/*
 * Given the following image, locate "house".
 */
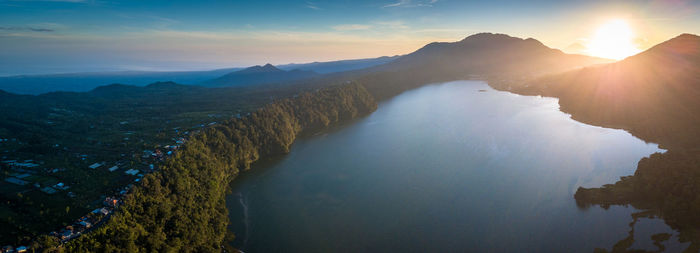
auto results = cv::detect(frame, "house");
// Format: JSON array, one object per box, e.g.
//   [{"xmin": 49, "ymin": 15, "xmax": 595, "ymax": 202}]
[
  {"xmin": 108, "ymin": 166, "xmax": 119, "ymax": 172},
  {"xmin": 79, "ymin": 221, "xmax": 92, "ymax": 228},
  {"xmin": 104, "ymin": 197, "xmax": 118, "ymax": 207},
  {"xmin": 99, "ymin": 207, "xmax": 109, "ymax": 215},
  {"xmin": 92, "ymin": 208, "xmax": 105, "ymax": 214},
  {"xmin": 125, "ymin": 169, "xmax": 139, "ymax": 176},
  {"xmin": 53, "ymin": 182, "xmax": 70, "ymax": 190},
  {"xmin": 88, "ymin": 163, "xmax": 102, "ymax": 169},
  {"xmin": 40, "ymin": 187, "xmax": 57, "ymax": 194},
  {"xmin": 11, "ymin": 162, "xmax": 39, "ymax": 168},
  {"xmin": 15, "ymin": 173, "xmax": 31, "ymax": 179},
  {"xmin": 4, "ymin": 177, "xmax": 28, "ymax": 186},
  {"xmin": 60, "ymin": 230, "xmax": 73, "ymax": 240},
  {"xmin": 1, "ymin": 246, "xmax": 14, "ymax": 253}
]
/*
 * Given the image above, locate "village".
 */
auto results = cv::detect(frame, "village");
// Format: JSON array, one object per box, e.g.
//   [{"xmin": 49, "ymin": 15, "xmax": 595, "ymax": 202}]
[{"xmin": 0, "ymin": 130, "xmax": 193, "ymax": 252}]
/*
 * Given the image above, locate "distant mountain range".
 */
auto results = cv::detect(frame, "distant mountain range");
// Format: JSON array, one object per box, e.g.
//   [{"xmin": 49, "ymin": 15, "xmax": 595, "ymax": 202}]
[
  {"xmin": 278, "ymin": 55, "xmax": 400, "ymax": 74},
  {"xmin": 0, "ymin": 56, "xmax": 398, "ymax": 95},
  {"xmin": 0, "ymin": 68, "xmax": 242, "ymax": 95},
  {"xmin": 201, "ymin": 64, "xmax": 319, "ymax": 87},
  {"xmin": 563, "ymin": 42, "xmax": 587, "ymax": 55}
]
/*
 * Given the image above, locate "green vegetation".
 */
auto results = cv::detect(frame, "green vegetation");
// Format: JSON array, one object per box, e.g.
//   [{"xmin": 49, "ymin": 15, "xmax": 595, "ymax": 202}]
[
  {"xmin": 0, "ymin": 80, "xmax": 330, "ymax": 245},
  {"xmin": 576, "ymin": 151, "xmax": 700, "ymax": 253},
  {"xmin": 3, "ymin": 32, "xmax": 697, "ymax": 252},
  {"xmin": 28, "ymin": 82, "xmax": 377, "ymax": 252}
]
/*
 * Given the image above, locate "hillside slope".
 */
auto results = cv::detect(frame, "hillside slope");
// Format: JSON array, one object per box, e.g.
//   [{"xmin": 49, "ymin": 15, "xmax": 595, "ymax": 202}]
[
  {"xmin": 518, "ymin": 33, "xmax": 700, "ymax": 149},
  {"xmin": 538, "ymin": 34, "xmax": 700, "ymax": 252},
  {"xmin": 357, "ymin": 33, "xmax": 611, "ymax": 99}
]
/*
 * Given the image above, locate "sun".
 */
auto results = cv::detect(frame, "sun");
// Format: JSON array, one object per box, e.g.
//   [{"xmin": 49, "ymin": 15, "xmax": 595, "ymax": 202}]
[{"xmin": 586, "ymin": 19, "xmax": 642, "ymax": 60}]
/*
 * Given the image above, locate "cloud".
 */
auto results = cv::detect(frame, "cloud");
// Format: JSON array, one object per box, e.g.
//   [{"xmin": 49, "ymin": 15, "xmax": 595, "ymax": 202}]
[
  {"xmin": 0, "ymin": 26, "xmax": 55, "ymax": 32},
  {"xmin": 306, "ymin": 1, "xmax": 320, "ymax": 10},
  {"xmin": 332, "ymin": 24, "xmax": 372, "ymax": 31},
  {"xmin": 8, "ymin": 0, "xmax": 87, "ymax": 2},
  {"xmin": 29, "ymin": 28, "xmax": 54, "ymax": 32},
  {"xmin": 374, "ymin": 20, "xmax": 409, "ymax": 30},
  {"xmin": 331, "ymin": 20, "xmax": 410, "ymax": 32},
  {"xmin": 383, "ymin": 0, "xmax": 408, "ymax": 8},
  {"xmin": 383, "ymin": 0, "xmax": 437, "ymax": 8},
  {"xmin": 6, "ymin": 0, "xmax": 89, "ymax": 3}
]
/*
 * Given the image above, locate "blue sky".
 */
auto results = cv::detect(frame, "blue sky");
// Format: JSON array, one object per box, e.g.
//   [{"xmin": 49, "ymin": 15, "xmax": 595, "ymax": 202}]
[{"xmin": 1, "ymin": 0, "xmax": 698, "ymax": 75}]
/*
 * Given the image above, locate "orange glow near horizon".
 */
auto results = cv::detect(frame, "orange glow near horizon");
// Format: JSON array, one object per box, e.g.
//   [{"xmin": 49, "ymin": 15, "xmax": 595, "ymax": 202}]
[{"xmin": 586, "ymin": 19, "xmax": 643, "ymax": 60}]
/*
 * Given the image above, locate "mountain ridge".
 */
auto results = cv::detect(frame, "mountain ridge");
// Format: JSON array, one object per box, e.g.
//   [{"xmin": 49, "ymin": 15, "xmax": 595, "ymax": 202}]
[
  {"xmin": 514, "ymin": 33, "xmax": 700, "ymax": 149},
  {"xmin": 356, "ymin": 32, "xmax": 612, "ymax": 99},
  {"xmin": 202, "ymin": 64, "xmax": 319, "ymax": 87}
]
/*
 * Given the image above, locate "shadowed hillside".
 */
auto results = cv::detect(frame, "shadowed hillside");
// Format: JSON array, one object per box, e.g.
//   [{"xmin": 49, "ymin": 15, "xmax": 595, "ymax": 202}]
[
  {"xmin": 517, "ymin": 33, "xmax": 700, "ymax": 149},
  {"xmin": 383, "ymin": 33, "xmax": 609, "ymax": 76},
  {"xmin": 356, "ymin": 33, "xmax": 611, "ymax": 100},
  {"xmin": 517, "ymin": 34, "xmax": 700, "ymax": 252}
]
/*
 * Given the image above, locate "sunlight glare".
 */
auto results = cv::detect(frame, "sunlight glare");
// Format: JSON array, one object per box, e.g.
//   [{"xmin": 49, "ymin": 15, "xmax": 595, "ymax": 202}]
[{"xmin": 586, "ymin": 19, "xmax": 642, "ymax": 60}]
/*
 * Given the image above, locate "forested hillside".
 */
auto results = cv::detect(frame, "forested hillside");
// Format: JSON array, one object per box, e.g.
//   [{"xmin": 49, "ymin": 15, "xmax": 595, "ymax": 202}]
[
  {"xmin": 511, "ymin": 34, "xmax": 700, "ymax": 252},
  {"xmin": 34, "ymin": 82, "xmax": 377, "ymax": 252},
  {"xmin": 514, "ymin": 33, "xmax": 700, "ymax": 149}
]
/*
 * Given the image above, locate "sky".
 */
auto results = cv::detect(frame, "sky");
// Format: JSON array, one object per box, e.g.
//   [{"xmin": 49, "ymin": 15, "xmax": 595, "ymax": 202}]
[{"xmin": 0, "ymin": 0, "xmax": 699, "ymax": 76}]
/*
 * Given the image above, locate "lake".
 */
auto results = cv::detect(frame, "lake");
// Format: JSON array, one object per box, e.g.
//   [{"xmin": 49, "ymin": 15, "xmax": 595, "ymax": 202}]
[{"xmin": 227, "ymin": 80, "xmax": 681, "ymax": 252}]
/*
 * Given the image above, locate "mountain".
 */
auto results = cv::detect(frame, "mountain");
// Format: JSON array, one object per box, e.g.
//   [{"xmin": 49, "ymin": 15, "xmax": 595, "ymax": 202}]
[
  {"xmin": 0, "ymin": 55, "xmax": 398, "ymax": 95},
  {"xmin": 278, "ymin": 55, "xmax": 400, "ymax": 74},
  {"xmin": 518, "ymin": 33, "xmax": 700, "ymax": 148},
  {"xmin": 567, "ymin": 34, "xmax": 700, "ymax": 251},
  {"xmin": 355, "ymin": 33, "xmax": 612, "ymax": 99},
  {"xmin": 380, "ymin": 33, "xmax": 610, "ymax": 76},
  {"xmin": 563, "ymin": 42, "xmax": 587, "ymax": 55},
  {"xmin": 202, "ymin": 64, "xmax": 319, "ymax": 87},
  {"xmin": 0, "ymin": 68, "xmax": 243, "ymax": 95}
]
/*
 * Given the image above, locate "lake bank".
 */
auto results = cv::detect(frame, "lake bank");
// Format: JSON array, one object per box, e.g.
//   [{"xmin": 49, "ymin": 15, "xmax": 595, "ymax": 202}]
[{"xmin": 226, "ymin": 80, "xmax": 681, "ymax": 252}]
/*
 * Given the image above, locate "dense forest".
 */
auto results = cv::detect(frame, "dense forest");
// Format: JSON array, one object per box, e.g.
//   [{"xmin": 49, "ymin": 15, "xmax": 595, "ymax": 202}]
[
  {"xmin": 0, "ymin": 80, "xmax": 323, "ymax": 245},
  {"xmin": 575, "ymin": 150, "xmax": 700, "ymax": 252},
  {"xmin": 29, "ymin": 82, "xmax": 376, "ymax": 252}
]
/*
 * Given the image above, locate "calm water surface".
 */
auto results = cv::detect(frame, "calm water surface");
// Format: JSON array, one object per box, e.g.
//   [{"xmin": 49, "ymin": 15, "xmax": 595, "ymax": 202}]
[{"xmin": 227, "ymin": 81, "xmax": 680, "ymax": 252}]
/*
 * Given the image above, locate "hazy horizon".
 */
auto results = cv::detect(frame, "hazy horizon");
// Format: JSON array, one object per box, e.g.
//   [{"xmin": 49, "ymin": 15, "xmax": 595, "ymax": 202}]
[{"xmin": 2, "ymin": 0, "xmax": 699, "ymax": 76}]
